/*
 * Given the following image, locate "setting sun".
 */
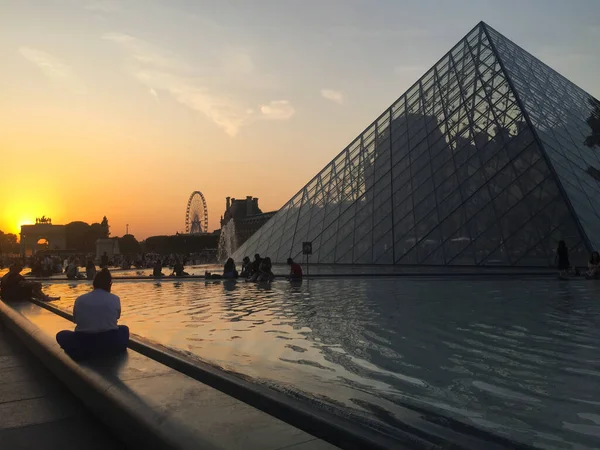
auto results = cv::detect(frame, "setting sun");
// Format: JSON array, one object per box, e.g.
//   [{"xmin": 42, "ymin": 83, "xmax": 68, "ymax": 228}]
[
  {"xmin": 0, "ymin": 191, "xmax": 65, "ymax": 237},
  {"xmin": 17, "ymin": 217, "xmax": 35, "ymax": 229}
]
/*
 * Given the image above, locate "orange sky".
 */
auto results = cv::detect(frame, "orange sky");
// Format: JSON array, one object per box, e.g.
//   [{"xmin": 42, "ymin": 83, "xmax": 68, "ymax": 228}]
[
  {"xmin": 2, "ymin": 1, "xmax": 599, "ymax": 240},
  {"xmin": 0, "ymin": 74, "xmax": 357, "ymax": 238}
]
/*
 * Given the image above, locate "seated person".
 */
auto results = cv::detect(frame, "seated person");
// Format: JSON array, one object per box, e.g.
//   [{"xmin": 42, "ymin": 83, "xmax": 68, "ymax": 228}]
[
  {"xmin": 240, "ymin": 256, "xmax": 251, "ymax": 278},
  {"xmin": 30, "ymin": 259, "xmax": 43, "ymax": 277},
  {"xmin": 42, "ymin": 256, "xmax": 53, "ymax": 277},
  {"xmin": 152, "ymin": 260, "xmax": 164, "ymax": 277},
  {"xmin": 286, "ymin": 258, "xmax": 303, "ymax": 280},
  {"xmin": 171, "ymin": 260, "xmax": 189, "ymax": 277},
  {"xmin": 85, "ymin": 260, "xmax": 97, "ymax": 280},
  {"xmin": 587, "ymin": 251, "xmax": 600, "ymax": 279},
  {"xmin": 66, "ymin": 259, "xmax": 84, "ymax": 280},
  {"xmin": 1, "ymin": 263, "xmax": 58, "ymax": 302},
  {"xmin": 223, "ymin": 258, "xmax": 238, "ymax": 279},
  {"xmin": 257, "ymin": 257, "xmax": 274, "ymax": 282},
  {"xmin": 56, "ymin": 268, "xmax": 129, "ymax": 360},
  {"xmin": 247, "ymin": 254, "xmax": 263, "ymax": 281}
]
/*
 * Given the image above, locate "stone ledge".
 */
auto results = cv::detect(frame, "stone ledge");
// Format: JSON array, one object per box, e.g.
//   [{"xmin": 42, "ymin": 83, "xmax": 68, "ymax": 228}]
[
  {"xmin": 0, "ymin": 301, "xmax": 342, "ymax": 450},
  {"xmin": 2, "ymin": 299, "xmax": 539, "ymax": 450},
  {"xmin": 28, "ymin": 300, "xmax": 417, "ymax": 450}
]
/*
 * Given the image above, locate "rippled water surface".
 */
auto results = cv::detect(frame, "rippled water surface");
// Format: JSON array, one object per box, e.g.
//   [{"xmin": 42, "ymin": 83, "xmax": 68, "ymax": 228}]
[{"xmin": 44, "ymin": 277, "xmax": 600, "ymax": 449}]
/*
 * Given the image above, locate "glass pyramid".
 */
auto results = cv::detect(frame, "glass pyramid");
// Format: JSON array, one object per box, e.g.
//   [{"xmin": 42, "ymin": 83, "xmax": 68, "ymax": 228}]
[{"xmin": 232, "ymin": 22, "xmax": 600, "ymax": 266}]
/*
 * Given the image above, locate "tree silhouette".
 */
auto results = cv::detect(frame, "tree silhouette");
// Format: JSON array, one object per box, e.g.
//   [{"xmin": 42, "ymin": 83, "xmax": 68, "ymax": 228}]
[
  {"xmin": 0, "ymin": 230, "xmax": 19, "ymax": 254},
  {"xmin": 66, "ymin": 221, "xmax": 111, "ymax": 252},
  {"xmin": 100, "ymin": 216, "xmax": 110, "ymax": 237},
  {"xmin": 118, "ymin": 234, "xmax": 141, "ymax": 255}
]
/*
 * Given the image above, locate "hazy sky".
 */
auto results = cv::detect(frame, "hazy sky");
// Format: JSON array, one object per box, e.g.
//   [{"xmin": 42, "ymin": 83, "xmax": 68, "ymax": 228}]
[{"xmin": 1, "ymin": 0, "xmax": 599, "ymax": 239}]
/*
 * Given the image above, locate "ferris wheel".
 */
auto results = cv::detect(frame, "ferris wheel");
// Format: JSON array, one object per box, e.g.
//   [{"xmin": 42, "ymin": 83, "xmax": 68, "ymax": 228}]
[{"xmin": 185, "ymin": 191, "xmax": 209, "ymax": 234}]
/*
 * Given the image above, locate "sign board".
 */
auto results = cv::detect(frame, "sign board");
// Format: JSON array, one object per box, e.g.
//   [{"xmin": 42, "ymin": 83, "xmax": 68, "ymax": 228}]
[{"xmin": 302, "ymin": 241, "xmax": 313, "ymax": 255}]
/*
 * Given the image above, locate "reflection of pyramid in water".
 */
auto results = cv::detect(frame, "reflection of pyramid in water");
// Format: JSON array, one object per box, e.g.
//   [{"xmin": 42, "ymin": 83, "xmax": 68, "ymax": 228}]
[{"xmin": 233, "ymin": 22, "xmax": 600, "ymax": 266}]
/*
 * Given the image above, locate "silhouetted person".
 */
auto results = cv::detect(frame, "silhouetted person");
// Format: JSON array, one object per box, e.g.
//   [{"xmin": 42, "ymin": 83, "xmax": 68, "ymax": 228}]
[
  {"xmin": 85, "ymin": 260, "xmax": 97, "ymax": 280},
  {"xmin": 240, "ymin": 256, "xmax": 251, "ymax": 278},
  {"xmin": 555, "ymin": 240, "xmax": 570, "ymax": 279},
  {"xmin": 171, "ymin": 260, "xmax": 188, "ymax": 277},
  {"xmin": 153, "ymin": 260, "xmax": 164, "ymax": 277},
  {"xmin": 0, "ymin": 263, "xmax": 57, "ymax": 301},
  {"xmin": 66, "ymin": 258, "xmax": 83, "ymax": 279},
  {"xmin": 287, "ymin": 258, "xmax": 303, "ymax": 281},
  {"xmin": 56, "ymin": 268, "xmax": 129, "ymax": 360},
  {"xmin": 258, "ymin": 257, "xmax": 274, "ymax": 282},
  {"xmin": 587, "ymin": 251, "xmax": 600, "ymax": 279},
  {"xmin": 101, "ymin": 252, "xmax": 109, "ymax": 268},
  {"xmin": 248, "ymin": 254, "xmax": 263, "ymax": 281},
  {"xmin": 223, "ymin": 258, "xmax": 238, "ymax": 279}
]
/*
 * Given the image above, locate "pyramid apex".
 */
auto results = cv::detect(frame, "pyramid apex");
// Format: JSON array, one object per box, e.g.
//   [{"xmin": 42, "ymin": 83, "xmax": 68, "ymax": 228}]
[{"xmin": 233, "ymin": 20, "xmax": 599, "ymax": 267}]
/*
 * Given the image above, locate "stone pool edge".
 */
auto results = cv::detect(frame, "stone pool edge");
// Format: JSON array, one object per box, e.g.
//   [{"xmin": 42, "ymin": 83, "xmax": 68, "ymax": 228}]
[
  {"xmin": 0, "ymin": 300, "xmax": 179, "ymax": 449},
  {"xmin": 24, "ymin": 298, "xmax": 421, "ymax": 450},
  {"xmin": 26, "ymin": 299, "xmax": 542, "ymax": 450}
]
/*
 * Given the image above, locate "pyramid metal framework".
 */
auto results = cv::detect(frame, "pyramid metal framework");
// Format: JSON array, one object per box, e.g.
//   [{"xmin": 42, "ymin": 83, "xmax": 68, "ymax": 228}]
[{"xmin": 232, "ymin": 22, "xmax": 600, "ymax": 266}]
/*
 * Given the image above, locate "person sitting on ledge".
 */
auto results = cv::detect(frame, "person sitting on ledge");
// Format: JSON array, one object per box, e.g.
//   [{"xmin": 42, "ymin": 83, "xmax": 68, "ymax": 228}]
[
  {"xmin": 258, "ymin": 257, "xmax": 274, "ymax": 282},
  {"xmin": 247, "ymin": 254, "xmax": 263, "ymax": 281},
  {"xmin": 85, "ymin": 260, "xmax": 97, "ymax": 280},
  {"xmin": 223, "ymin": 258, "xmax": 238, "ymax": 279},
  {"xmin": 171, "ymin": 259, "xmax": 189, "ymax": 277},
  {"xmin": 66, "ymin": 258, "xmax": 85, "ymax": 280},
  {"xmin": 286, "ymin": 258, "xmax": 303, "ymax": 281},
  {"xmin": 240, "ymin": 256, "xmax": 251, "ymax": 278},
  {"xmin": 152, "ymin": 260, "xmax": 164, "ymax": 277},
  {"xmin": 0, "ymin": 263, "xmax": 58, "ymax": 302},
  {"xmin": 587, "ymin": 251, "xmax": 600, "ymax": 279},
  {"xmin": 56, "ymin": 268, "xmax": 129, "ymax": 360}
]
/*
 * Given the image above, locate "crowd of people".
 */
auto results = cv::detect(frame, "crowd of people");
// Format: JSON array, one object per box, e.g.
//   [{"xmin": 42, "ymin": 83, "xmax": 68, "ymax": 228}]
[
  {"xmin": 2, "ymin": 240, "xmax": 599, "ymax": 364},
  {"xmin": 555, "ymin": 240, "xmax": 600, "ymax": 280},
  {"xmin": 205, "ymin": 254, "xmax": 303, "ymax": 282},
  {"xmin": 0, "ymin": 254, "xmax": 304, "ymax": 361}
]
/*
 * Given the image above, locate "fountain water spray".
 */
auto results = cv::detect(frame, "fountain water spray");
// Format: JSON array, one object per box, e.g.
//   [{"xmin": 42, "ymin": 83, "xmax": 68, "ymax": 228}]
[{"xmin": 217, "ymin": 220, "xmax": 238, "ymax": 263}]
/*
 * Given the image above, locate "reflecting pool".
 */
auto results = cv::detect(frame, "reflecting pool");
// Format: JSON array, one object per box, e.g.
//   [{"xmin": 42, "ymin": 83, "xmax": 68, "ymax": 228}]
[{"xmin": 44, "ymin": 277, "xmax": 600, "ymax": 449}]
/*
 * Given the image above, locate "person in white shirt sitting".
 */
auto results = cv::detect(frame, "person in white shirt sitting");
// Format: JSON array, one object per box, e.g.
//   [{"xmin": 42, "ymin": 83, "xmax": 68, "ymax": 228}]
[
  {"xmin": 66, "ymin": 258, "xmax": 85, "ymax": 280},
  {"xmin": 56, "ymin": 268, "xmax": 129, "ymax": 360}
]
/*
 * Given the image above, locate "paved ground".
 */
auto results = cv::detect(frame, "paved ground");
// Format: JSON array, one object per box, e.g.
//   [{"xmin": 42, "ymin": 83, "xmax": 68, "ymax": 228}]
[{"xmin": 0, "ymin": 323, "xmax": 124, "ymax": 450}]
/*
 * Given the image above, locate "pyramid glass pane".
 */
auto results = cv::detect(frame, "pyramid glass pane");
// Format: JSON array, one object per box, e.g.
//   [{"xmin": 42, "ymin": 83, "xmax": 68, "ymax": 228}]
[
  {"xmin": 233, "ymin": 23, "xmax": 594, "ymax": 266},
  {"xmin": 486, "ymin": 24, "xmax": 600, "ymax": 254}
]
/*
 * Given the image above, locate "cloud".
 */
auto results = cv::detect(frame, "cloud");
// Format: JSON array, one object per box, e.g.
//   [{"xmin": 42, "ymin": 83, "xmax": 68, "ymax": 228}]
[
  {"xmin": 18, "ymin": 47, "xmax": 87, "ymax": 94},
  {"xmin": 149, "ymin": 87, "xmax": 160, "ymax": 103},
  {"xmin": 260, "ymin": 101, "xmax": 295, "ymax": 120},
  {"xmin": 103, "ymin": 33, "xmax": 189, "ymax": 71},
  {"xmin": 320, "ymin": 89, "xmax": 344, "ymax": 104},
  {"xmin": 104, "ymin": 32, "xmax": 292, "ymax": 136}
]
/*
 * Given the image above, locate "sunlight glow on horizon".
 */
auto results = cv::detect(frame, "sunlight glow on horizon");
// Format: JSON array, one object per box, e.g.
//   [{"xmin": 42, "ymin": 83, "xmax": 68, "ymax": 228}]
[{"xmin": 1, "ymin": 1, "xmax": 598, "ymax": 240}]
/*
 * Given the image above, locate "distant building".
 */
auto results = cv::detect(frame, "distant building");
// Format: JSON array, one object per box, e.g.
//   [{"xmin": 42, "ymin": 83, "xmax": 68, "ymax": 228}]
[
  {"xmin": 96, "ymin": 238, "xmax": 120, "ymax": 262},
  {"xmin": 221, "ymin": 196, "xmax": 276, "ymax": 250},
  {"xmin": 20, "ymin": 220, "xmax": 66, "ymax": 256}
]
